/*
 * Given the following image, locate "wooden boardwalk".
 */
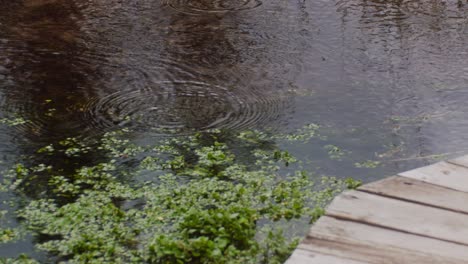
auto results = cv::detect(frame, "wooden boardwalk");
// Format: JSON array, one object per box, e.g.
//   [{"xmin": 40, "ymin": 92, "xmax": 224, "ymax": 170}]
[{"xmin": 286, "ymin": 155, "xmax": 468, "ymax": 264}]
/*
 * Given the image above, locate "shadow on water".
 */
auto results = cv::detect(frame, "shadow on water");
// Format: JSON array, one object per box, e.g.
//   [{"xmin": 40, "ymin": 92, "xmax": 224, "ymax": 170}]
[
  {"xmin": 0, "ymin": 0, "xmax": 294, "ymax": 145},
  {"xmin": 0, "ymin": 0, "xmax": 101, "ymax": 142},
  {"xmin": 0, "ymin": 0, "xmax": 100, "ymax": 259}
]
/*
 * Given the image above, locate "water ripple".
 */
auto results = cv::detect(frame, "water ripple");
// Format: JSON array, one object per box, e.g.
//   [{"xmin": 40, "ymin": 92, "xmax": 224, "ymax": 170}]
[
  {"xmin": 82, "ymin": 81, "xmax": 290, "ymax": 134},
  {"xmin": 163, "ymin": 0, "xmax": 262, "ymax": 15}
]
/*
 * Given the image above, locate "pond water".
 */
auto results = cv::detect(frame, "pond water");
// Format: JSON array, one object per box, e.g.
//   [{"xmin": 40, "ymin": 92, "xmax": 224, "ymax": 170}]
[{"xmin": 0, "ymin": 0, "xmax": 467, "ymax": 260}]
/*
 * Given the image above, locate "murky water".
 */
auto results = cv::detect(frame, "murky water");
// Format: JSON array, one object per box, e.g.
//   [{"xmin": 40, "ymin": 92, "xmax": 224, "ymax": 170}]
[{"xmin": 0, "ymin": 0, "xmax": 467, "ymax": 259}]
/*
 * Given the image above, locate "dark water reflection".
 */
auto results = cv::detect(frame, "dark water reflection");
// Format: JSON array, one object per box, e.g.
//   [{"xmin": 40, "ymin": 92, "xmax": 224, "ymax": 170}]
[
  {"xmin": 0, "ymin": 0, "xmax": 467, "ymax": 257},
  {"xmin": 0, "ymin": 0, "xmax": 296, "ymax": 141}
]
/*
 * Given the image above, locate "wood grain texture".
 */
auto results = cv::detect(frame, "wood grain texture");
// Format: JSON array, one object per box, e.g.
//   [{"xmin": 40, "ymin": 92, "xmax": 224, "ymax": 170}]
[
  {"xmin": 448, "ymin": 155, "xmax": 468, "ymax": 168},
  {"xmin": 285, "ymin": 248, "xmax": 368, "ymax": 264},
  {"xmin": 326, "ymin": 190, "xmax": 468, "ymax": 245},
  {"xmin": 287, "ymin": 157, "xmax": 468, "ymax": 263},
  {"xmin": 358, "ymin": 176, "xmax": 468, "ymax": 214},
  {"xmin": 305, "ymin": 216, "xmax": 468, "ymax": 263},
  {"xmin": 399, "ymin": 161, "xmax": 468, "ymax": 192},
  {"xmin": 297, "ymin": 236, "xmax": 461, "ymax": 264}
]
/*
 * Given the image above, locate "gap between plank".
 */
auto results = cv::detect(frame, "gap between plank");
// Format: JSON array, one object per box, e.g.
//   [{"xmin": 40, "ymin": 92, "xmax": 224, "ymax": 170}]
[
  {"xmin": 397, "ymin": 172, "xmax": 468, "ymax": 193},
  {"xmin": 356, "ymin": 188, "xmax": 468, "ymax": 216},
  {"xmin": 447, "ymin": 160, "xmax": 468, "ymax": 170}
]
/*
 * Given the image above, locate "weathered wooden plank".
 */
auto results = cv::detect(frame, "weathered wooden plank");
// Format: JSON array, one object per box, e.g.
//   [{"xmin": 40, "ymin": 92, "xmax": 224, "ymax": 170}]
[
  {"xmin": 286, "ymin": 248, "xmax": 368, "ymax": 264},
  {"xmin": 358, "ymin": 176, "xmax": 468, "ymax": 214},
  {"xmin": 399, "ymin": 161, "xmax": 468, "ymax": 193},
  {"xmin": 448, "ymin": 155, "xmax": 468, "ymax": 168},
  {"xmin": 325, "ymin": 190, "xmax": 468, "ymax": 245},
  {"xmin": 288, "ymin": 156, "xmax": 468, "ymax": 263},
  {"xmin": 297, "ymin": 236, "xmax": 457, "ymax": 264},
  {"xmin": 303, "ymin": 216, "xmax": 468, "ymax": 263}
]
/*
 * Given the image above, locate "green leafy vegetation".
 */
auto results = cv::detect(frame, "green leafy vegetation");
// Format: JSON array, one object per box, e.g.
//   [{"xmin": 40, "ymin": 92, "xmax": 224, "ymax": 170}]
[
  {"xmin": 279, "ymin": 124, "xmax": 323, "ymax": 142},
  {"xmin": 354, "ymin": 160, "xmax": 381, "ymax": 169},
  {"xmin": 324, "ymin": 145, "xmax": 349, "ymax": 161},
  {"xmin": 0, "ymin": 117, "xmax": 27, "ymax": 127},
  {"xmin": 0, "ymin": 211, "xmax": 20, "ymax": 244},
  {"xmin": 0, "ymin": 126, "xmax": 356, "ymax": 263},
  {"xmin": 0, "ymin": 254, "xmax": 39, "ymax": 264}
]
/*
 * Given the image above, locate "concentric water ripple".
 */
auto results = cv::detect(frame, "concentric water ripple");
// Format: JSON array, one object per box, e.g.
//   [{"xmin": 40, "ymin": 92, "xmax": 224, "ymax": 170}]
[
  {"xmin": 0, "ymin": 91, "xmax": 82, "ymax": 139},
  {"xmin": 82, "ymin": 81, "xmax": 289, "ymax": 133},
  {"xmin": 164, "ymin": 0, "xmax": 262, "ymax": 15}
]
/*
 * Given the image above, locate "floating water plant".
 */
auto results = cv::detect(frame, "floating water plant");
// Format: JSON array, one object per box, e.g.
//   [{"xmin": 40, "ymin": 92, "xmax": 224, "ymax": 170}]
[{"xmin": 0, "ymin": 126, "xmax": 359, "ymax": 263}]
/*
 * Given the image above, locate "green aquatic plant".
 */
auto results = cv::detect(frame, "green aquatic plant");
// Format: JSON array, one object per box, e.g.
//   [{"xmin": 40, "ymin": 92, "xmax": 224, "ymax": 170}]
[
  {"xmin": 354, "ymin": 160, "xmax": 381, "ymax": 169},
  {"xmin": 279, "ymin": 123, "xmax": 323, "ymax": 142},
  {"xmin": 0, "ymin": 117, "xmax": 27, "ymax": 126},
  {"xmin": 324, "ymin": 145, "xmax": 350, "ymax": 161},
  {"xmin": 344, "ymin": 177, "xmax": 362, "ymax": 189},
  {"xmin": 0, "ymin": 228, "xmax": 18, "ymax": 244},
  {"xmin": 0, "ymin": 254, "xmax": 39, "ymax": 264},
  {"xmin": 0, "ymin": 211, "xmax": 20, "ymax": 244},
  {"xmin": 0, "ymin": 125, "xmax": 355, "ymax": 263}
]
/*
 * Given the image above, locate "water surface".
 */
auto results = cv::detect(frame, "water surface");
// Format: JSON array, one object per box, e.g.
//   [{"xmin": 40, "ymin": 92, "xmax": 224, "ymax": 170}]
[{"xmin": 0, "ymin": 0, "xmax": 467, "ymax": 259}]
